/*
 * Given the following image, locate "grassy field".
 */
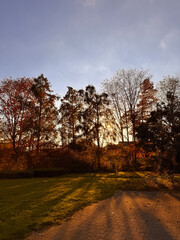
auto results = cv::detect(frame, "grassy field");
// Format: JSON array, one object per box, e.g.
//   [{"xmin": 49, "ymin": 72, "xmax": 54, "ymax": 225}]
[{"xmin": 0, "ymin": 172, "xmax": 179, "ymax": 240}]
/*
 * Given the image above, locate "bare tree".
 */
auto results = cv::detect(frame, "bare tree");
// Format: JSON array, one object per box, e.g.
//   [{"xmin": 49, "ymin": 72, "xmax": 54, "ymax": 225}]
[
  {"xmin": 102, "ymin": 69, "xmax": 150, "ymax": 143},
  {"xmin": 156, "ymin": 76, "xmax": 180, "ymax": 104},
  {"xmin": 102, "ymin": 79, "xmax": 126, "ymax": 142},
  {"xmin": 102, "ymin": 69, "xmax": 151, "ymax": 168}
]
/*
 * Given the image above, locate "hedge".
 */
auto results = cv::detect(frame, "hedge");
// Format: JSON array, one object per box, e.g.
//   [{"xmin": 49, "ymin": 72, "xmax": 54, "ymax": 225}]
[{"xmin": 0, "ymin": 168, "xmax": 66, "ymax": 179}]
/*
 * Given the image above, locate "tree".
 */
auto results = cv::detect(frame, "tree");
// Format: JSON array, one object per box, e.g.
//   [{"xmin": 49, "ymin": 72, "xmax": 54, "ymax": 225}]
[
  {"xmin": 136, "ymin": 77, "xmax": 180, "ymax": 174},
  {"xmin": 82, "ymin": 85, "xmax": 111, "ymax": 169},
  {"xmin": 157, "ymin": 76, "xmax": 180, "ymax": 104},
  {"xmin": 102, "ymin": 69, "xmax": 150, "ymax": 144},
  {"xmin": 59, "ymin": 87, "xmax": 82, "ymax": 146},
  {"xmin": 0, "ymin": 77, "xmax": 34, "ymax": 153},
  {"xmin": 136, "ymin": 78, "xmax": 157, "ymax": 125},
  {"xmin": 102, "ymin": 69, "xmax": 150, "ymax": 168},
  {"xmin": 30, "ymin": 74, "xmax": 59, "ymax": 156},
  {"xmin": 115, "ymin": 69, "xmax": 150, "ymax": 142},
  {"xmin": 102, "ymin": 78, "xmax": 126, "ymax": 142}
]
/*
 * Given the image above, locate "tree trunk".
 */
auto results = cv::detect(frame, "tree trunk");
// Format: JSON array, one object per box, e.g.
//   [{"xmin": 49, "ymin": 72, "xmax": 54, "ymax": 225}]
[
  {"xmin": 36, "ymin": 101, "xmax": 42, "ymax": 159},
  {"xmin": 97, "ymin": 131, "xmax": 101, "ymax": 170}
]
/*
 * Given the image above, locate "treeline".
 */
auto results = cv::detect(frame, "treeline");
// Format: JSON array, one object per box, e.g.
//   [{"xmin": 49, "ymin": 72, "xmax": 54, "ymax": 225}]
[{"xmin": 0, "ymin": 69, "xmax": 179, "ymax": 173}]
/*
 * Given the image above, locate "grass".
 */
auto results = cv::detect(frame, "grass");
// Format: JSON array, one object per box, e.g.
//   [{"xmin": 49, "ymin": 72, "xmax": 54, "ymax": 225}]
[{"xmin": 0, "ymin": 172, "xmax": 179, "ymax": 240}]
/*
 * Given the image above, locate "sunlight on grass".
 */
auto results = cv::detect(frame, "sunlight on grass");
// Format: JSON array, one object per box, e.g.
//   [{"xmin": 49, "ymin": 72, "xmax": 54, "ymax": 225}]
[{"xmin": 0, "ymin": 172, "xmax": 179, "ymax": 240}]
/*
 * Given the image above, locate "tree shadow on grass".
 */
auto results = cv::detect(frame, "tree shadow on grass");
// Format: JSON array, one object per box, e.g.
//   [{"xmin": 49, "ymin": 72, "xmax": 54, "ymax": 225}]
[
  {"xmin": 0, "ymin": 175, "xmax": 98, "ymax": 240},
  {"xmin": 104, "ymin": 172, "xmax": 142, "ymax": 179},
  {"xmin": 1, "ymin": 174, "xmax": 179, "ymax": 240}
]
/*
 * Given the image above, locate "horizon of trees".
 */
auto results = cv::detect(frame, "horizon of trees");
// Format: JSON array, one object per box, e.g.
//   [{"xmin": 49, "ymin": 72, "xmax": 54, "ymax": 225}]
[{"xmin": 0, "ymin": 69, "xmax": 179, "ymax": 173}]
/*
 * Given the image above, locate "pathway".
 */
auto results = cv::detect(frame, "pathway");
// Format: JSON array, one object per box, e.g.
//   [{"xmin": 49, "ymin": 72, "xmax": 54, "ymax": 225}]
[{"xmin": 26, "ymin": 191, "xmax": 180, "ymax": 240}]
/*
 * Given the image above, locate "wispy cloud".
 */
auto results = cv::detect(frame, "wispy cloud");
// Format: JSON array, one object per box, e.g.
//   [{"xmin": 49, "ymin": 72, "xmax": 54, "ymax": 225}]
[
  {"xmin": 96, "ymin": 65, "xmax": 109, "ymax": 73},
  {"xmin": 159, "ymin": 39, "xmax": 167, "ymax": 49},
  {"xmin": 159, "ymin": 29, "xmax": 180, "ymax": 50},
  {"xmin": 72, "ymin": 63, "xmax": 110, "ymax": 75},
  {"xmin": 80, "ymin": 0, "xmax": 99, "ymax": 7}
]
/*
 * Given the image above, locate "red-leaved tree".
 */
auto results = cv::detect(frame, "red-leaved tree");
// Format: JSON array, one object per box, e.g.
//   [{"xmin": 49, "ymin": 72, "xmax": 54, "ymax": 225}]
[{"xmin": 0, "ymin": 77, "xmax": 34, "ymax": 153}]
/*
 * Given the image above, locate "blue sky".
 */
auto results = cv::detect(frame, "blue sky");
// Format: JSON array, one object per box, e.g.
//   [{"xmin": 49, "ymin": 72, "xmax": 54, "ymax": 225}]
[{"xmin": 0, "ymin": 0, "xmax": 179, "ymax": 96}]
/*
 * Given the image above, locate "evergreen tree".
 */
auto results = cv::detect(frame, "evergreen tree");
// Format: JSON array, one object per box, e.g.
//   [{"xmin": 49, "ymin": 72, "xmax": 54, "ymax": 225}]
[
  {"xmin": 59, "ymin": 87, "xmax": 82, "ymax": 146},
  {"xmin": 136, "ymin": 81, "xmax": 180, "ymax": 173},
  {"xmin": 31, "ymin": 74, "xmax": 59, "ymax": 156},
  {"xmin": 83, "ymin": 85, "xmax": 110, "ymax": 169}
]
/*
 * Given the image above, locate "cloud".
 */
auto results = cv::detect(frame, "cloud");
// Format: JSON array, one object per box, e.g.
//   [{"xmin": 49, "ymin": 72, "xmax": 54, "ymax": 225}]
[
  {"xmin": 96, "ymin": 65, "xmax": 109, "ymax": 73},
  {"xmin": 72, "ymin": 63, "xmax": 110, "ymax": 75},
  {"xmin": 80, "ymin": 0, "xmax": 98, "ymax": 7},
  {"xmin": 159, "ymin": 29, "xmax": 180, "ymax": 51},
  {"xmin": 71, "ymin": 63, "xmax": 92, "ymax": 75},
  {"xmin": 159, "ymin": 39, "xmax": 167, "ymax": 49}
]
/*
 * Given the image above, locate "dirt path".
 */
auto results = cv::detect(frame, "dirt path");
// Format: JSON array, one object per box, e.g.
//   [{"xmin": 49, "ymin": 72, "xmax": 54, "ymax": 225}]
[{"xmin": 26, "ymin": 191, "xmax": 180, "ymax": 240}]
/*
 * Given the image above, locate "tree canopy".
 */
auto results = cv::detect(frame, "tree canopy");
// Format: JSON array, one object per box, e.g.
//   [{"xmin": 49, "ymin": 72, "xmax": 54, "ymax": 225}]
[{"xmin": 0, "ymin": 70, "xmax": 179, "ymax": 173}]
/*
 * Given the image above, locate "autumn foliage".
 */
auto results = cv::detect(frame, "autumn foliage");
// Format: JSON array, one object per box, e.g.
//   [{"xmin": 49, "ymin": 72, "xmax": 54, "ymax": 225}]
[{"xmin": 0, "ymin": 70, "xmax": 179, "ymax": 174}]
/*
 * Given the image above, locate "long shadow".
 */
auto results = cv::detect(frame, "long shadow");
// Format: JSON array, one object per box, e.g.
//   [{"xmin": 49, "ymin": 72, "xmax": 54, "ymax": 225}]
[
  {"xmin": 31, "ymin": 176, "xmax": 91, "ymax": 204},
  {"xmin": 1, "ymin": 175, "xmax": 98, "ymax": 240},
  {"xmin": 29, "ymin": 174, "xmax": 99, "ymax": 223},
  {"xmin": 106, "ymin": 172, "xmax": 142, "ymax": 179},
  {"xmin": 120, "ymin": 191, "xmax": 177, "ymax": 240},
  {"xmin": 51, "ymin": 192, "xmax": 126, "ymax": 239},
  {"xmin": 51, "ymin": 191, "xmax": 179, "ymax": 240},
  {"xmin": 170, "ymin": 192, "xmax": 180, "ymax": 201},
  {"xmin": 53, "ymin": 194, "xmax": 114, "ymax": 240},
  {"xmin": 3, "ymin": 174, "xmax": 179, "ymax": 240}
]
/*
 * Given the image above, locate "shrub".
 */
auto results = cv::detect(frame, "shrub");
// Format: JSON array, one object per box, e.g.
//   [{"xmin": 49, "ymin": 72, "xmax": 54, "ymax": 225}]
[
  {"xmin": 33, "ymin": 168, "xmax": 65, "ymax": 177},
  {"xmin": 0, "ymin": 170, "xmax": 33, "ymax": 179},
  {"xmin": 0, "ymin": 168, "xmax": 66, "ymax": 179}
]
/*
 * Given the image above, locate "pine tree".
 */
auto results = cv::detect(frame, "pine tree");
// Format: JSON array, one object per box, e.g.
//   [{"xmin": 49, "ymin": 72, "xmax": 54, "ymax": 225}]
[{"xmin": 31, "ymin": 74, "xmax": 59, "ymax": 156}]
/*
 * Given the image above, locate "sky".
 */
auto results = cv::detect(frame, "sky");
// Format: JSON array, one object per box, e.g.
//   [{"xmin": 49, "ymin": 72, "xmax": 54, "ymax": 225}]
[{"xmin": 0, "ymin": 0, "xmax": 180, "ymax": 97}]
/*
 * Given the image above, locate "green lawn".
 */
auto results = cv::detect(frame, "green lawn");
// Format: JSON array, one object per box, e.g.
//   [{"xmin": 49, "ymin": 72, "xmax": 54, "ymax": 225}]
[{"xmin": 0, "ymin": 172, "xmax": 179, "ymax": 240}]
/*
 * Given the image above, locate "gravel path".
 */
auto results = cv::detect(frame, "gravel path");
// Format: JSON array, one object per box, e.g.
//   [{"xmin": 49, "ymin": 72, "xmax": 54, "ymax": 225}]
[{"xmin": 26, "ymin": 191, "xmax": 180, "ymax": 240}]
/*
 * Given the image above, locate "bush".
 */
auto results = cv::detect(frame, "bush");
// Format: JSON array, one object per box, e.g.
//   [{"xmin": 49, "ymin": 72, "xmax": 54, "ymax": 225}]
[
  {"xmin": 0, "ymin": 170, "xmax": 33, "ymax": 179},
  {"xmin": 0, "ymin": 168, "xmax": 66, "ymax": 179},
  {"xmin": 33, "ymin": 168, "xmax": 65, "ymax": 177},
  {"xmin": 45, "ymin": 147, "xmax": 95, "ymax": 173}
]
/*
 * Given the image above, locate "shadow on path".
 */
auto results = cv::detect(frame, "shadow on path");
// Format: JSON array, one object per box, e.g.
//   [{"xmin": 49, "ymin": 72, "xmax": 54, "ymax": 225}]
[{"xmin": 26, "ymin": 191, "xmax": 180, "ymax": 240}]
